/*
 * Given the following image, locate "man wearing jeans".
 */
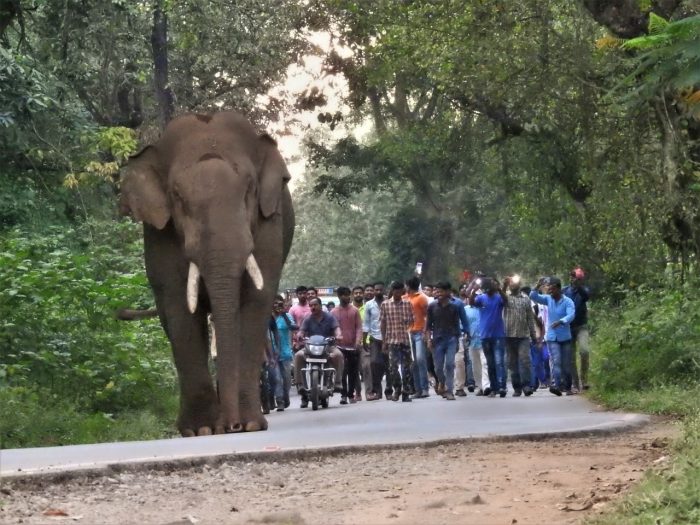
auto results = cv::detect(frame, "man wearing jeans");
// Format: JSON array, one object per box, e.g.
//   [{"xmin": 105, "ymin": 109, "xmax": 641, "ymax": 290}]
[
  {"xmin": 405, "ymin": 277, "xmax": 430, "ymax": 398},
  {"xmin": 529, "ymin": 277, "xmax": 576, "ymax": 396},
  {"xmin": 425, "ymin": 281, "xmax": 463, "ymax": 400},
  {"xmin": 468, "ymin": 277, "xmax": 507, "ymax": 398},
  {"xmin": 502, "ymin": 276, "xmax": 538, "ymax": 397},
  {"xmin": 363, "ymin": 282, "xmax": 388, "ymax": 400}
]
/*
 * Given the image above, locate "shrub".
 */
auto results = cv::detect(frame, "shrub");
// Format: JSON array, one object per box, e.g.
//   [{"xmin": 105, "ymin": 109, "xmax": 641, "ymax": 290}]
[
  {"xmin": 0, "ymin": 220, "xmax": 175, "ymax": 415},
  {"xmin": 591, "ymin": 283, "xmax": 700, "ymax": 393}
]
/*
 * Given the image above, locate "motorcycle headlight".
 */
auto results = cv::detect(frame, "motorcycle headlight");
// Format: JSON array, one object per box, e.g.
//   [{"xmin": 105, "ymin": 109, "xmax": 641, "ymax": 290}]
[{"xmin": 308, "ymin": 344, "xmax": 325, "ymax": 356}]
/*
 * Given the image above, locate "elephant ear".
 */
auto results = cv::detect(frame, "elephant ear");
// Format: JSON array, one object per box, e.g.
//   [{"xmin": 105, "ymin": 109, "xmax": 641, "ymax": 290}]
[
  {"xmin": 258, "ymin": 134, "xmax": 291, "ymax": 219},
  {"xmin": 119, "ymin": 145, "xmax": 171, "ymax": 230}
]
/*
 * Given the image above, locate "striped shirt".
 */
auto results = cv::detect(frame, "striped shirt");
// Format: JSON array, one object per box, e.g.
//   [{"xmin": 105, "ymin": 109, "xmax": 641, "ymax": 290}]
[
  {"xmin": 503, "ymin": 294, "xmax": 537, "ymax": 340},
  {"xmin": 379, "ymin": 299, "xmax": 414, "ymax": 345}
]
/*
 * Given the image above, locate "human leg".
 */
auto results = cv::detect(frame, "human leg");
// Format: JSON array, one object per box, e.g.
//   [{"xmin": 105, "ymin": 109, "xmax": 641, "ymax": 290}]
[
  {"xmin": 465, "ymin": 344, "xmax": 475, "ymax": 389},
  {"xmin": 279, "ymin": 359, "xmax": 292, "ymax": 407},
  {"xmin": 411, "ymin": 332, "xmax": 429, "ymax": 394},
  {"xmin": 328, "ymin": 346, "xmax": 345, "ymax": 390},
  {"xmin": 577, "ymin": 327, "xmax": 590, "ymax": 389},
  {"xmin": 548, "ymin": 341, "xmax": 562, "ymax": 391},
  {"xmin": 443, "ymin": 336, "xmax": 458, "ymax": 394},
  {"xmin": 560, "ymin": 340, "xmax": 573, "ymax": 392},
  {"xmin": 481, "ymin": 338, "xmax": 497, "ymax": 394},
  {"xmin": 516, "ymin": 338, "xmax": 532, "ymax": 393},
  {"xmin": 432, "ymin": 337, "xmax": 447, "ymax": 389},
  {"xmin": 360, "ymin": 345, "xmax": 373, "ymax": 397},
  {"xmin": 506, "ymin": 338, "xmax": 522, "ymax": 393},
  {"xmin": 468, "ymin": 344, "xmax": 483, "ymax": 392},
  {"xmin": 493, "ymin": 337, "xmax": 507, "ymax": 394},
  {"xmin": 400, "ymin": 345, "xmax": 414, "ymax": 395},
  {"xmin": 293, "ymin": 349, "xmax": 306, "ymax": 390},
  {"xmin": 346, "ymin": 350, "xmax": 360, "ymax": 400},
  {"xmin": 369, "ymin": 337, "xmax": 385, "ymax": 397},
  {"xmin": 454, "ymin": 337, "xmax": 466, "ymax": 393}
]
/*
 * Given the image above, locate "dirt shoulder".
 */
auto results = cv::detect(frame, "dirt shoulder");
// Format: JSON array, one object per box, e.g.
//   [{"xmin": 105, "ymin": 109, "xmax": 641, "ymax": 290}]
[{"xmin": 0, "ymin": 419, "xmax": 677, "ymax": 525}]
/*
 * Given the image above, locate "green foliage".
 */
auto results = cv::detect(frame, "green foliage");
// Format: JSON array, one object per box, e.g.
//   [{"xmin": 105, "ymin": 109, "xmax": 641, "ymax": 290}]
[
  {"xmin": 620, "ymin": 14, "xmax": 700, "ymax": 103},
  {"xmin": 281, "ymin": 168, "xmax": 395, "ymax": 287},
  {"xmin": 0, "ymin": 386, "xmax": 177, "ymax": 448},
  {"xmin": 0, "ymin": 221, "xmax": 175, "ymax": 416},
  {"xmin": 588, "ymin": 284, "xmax": 700, "ymax": 525},
  {"xmin": 592, "ymin": 285, "xmax": 700, "ymax": 392}
]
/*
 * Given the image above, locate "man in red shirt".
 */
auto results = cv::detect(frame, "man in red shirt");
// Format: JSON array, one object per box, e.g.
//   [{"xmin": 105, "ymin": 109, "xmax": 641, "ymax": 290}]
[{"xmin": 331, "ymin": 286, "xmax": 363, "ymax": 404}]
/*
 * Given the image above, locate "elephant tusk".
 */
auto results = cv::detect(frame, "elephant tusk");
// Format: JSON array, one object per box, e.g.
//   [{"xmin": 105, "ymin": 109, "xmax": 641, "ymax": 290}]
[
  {"xmin": 187, "ymin": 262, "xmax": 200, "ymax": 313},
  {"xmin": 246, "ymin": 254, "xmax": 264, "ymax": 290}
]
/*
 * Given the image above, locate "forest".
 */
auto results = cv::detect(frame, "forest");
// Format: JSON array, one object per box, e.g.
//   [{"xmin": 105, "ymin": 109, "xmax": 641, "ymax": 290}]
[{"xmin": 1, "ymin": 3, "xmax": 699, "ymax": 514}]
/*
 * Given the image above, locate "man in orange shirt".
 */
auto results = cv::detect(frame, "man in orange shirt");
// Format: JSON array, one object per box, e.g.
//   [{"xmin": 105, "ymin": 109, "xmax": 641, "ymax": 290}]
[{"xmin": 405, "ymin": 276, "xmax": 430, "ymax": 398}]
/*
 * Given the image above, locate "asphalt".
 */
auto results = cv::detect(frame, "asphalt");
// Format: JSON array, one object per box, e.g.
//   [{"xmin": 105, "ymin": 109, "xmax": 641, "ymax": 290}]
[{"xmin": 0, "ymin": 390, "xmax": 648, "ymax": 479}]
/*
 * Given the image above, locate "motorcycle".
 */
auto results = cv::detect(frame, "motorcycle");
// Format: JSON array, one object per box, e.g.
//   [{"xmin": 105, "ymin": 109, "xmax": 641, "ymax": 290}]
[{"xmin": 300, "ymin": 335, "xmax": 337, "ymax": 410}]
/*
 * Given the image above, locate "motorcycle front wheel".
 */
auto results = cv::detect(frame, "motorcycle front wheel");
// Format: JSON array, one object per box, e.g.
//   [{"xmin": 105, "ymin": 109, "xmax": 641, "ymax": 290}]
[{"xmin": 310, "ymin": 368, "xmax": 320, "ymax": 411}]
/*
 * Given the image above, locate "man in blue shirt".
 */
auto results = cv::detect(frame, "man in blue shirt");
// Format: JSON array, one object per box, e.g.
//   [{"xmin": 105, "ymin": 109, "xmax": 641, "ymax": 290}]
[
  {"xmin": 529, "ymin": 277, "xmax": 576, "ymax": 396},
  {"xmin": 467, "ymin": 277, "xmax": 508, "ymax": 398}
]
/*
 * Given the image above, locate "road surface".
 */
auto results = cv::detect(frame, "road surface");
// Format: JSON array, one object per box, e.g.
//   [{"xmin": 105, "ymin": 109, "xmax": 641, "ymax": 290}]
[{"xmin": 0, "ymin": 390, "xmax": 647, "ymax": 479}]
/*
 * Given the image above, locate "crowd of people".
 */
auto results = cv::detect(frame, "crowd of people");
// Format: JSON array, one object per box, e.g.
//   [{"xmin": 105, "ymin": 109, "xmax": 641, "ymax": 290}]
[{"xmin": 260, "ymin": 269, "xmax": 590, "ymax": 412}]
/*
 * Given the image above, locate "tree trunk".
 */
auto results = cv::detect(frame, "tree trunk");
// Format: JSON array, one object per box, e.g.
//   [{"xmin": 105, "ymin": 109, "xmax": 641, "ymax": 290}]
[{"xmin": 151, "ymin": 0, "xmax": 174, "ymax": 128}]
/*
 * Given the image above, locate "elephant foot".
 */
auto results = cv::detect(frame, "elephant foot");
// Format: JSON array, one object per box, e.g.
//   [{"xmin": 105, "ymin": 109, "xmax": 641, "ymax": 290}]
[
  {"xmin": 245, "ymin": 418, "xmax": 268, "ymax": 432},
  {"xmin": 218, "ymin": 411, "xmax": 268, "ymax": 433},
  {"xmin": 177, "ymin": 391, "xmax": 220, "ymax": 438},
  {"xmin": 197, "ymin": 426, "xmax": 212, "ymax": 436}
]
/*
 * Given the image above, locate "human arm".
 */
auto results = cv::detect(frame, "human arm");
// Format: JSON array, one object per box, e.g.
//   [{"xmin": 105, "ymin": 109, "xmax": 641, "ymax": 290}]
[
  {"xmin": 354, "ymin": 309, "xmax": 363, "ymax": 349},
  {"xmin": 457, "ymin": 301, "xmax": 469, "ymax": 334},
  {"xmin": 379, "ymin": 303, "xmax": 387, "ymax": 343},
  {"xmin": 551, "ymin": 298, "xmax": 576, "ymax": 329},
  {"xmin": 526, "ymin": 302, "xmax": 537, "ymax": 342}
]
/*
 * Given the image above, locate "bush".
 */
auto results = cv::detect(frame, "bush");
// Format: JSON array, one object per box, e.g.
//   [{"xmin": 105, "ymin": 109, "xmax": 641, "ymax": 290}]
[
  {"xmin": 0, "ymin": 220, "xmax": 176, "ymax": 415},
  {"xmin": 0, "ymin": 386, "xmax": 177, "ymax": 448},
  {"xmin": 591, "ymin": 283, "xmax": 700, "ymax": 394}
]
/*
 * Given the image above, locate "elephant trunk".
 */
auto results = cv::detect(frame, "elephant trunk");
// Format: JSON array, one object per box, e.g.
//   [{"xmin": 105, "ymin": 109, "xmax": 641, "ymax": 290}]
[{"xmin": 205, "ymin": 271, "xmax": 243, "ymax": 408}]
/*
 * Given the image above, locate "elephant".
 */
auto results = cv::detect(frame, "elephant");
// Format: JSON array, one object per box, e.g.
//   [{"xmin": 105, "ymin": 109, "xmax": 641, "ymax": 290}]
[{"xmin": 119, "ymin": 111, "xmax": 294, "ymax": 436}]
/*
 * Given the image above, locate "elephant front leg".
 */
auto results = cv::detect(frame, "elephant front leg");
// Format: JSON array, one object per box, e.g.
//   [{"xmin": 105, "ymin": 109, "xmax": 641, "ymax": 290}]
[{"xmin": 161, "ymin": 305, "xmax": 221, "ymax": 436}]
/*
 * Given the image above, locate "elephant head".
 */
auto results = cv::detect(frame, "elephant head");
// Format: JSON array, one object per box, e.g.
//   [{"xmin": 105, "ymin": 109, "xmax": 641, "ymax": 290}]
[{"xmin": 119, "ymin": 111, "xmax": 293, "ymax": 434}]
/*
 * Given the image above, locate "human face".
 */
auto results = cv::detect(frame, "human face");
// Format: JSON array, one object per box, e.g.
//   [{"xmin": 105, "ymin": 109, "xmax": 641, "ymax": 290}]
[
  {"xmin": 273, "ymin": 300, "xmax": 285, "ymax": 315},
  {"xmin": 339, "ymin": 292, "xmax": 351, "ymax": 306},
  {"xmin": 391, "ymin": 287, "xmax": 403, "ymax": 301},
  {"xmin": 352, "ymin": 289, "xmax": 364, "ymax": 304},
  {"xmin": 374, "ymin": 284, "xmax": 385, "ymax": 300},
  {"xmin": 307, "ymin": 289, "xmax": 317, "ymax": 300},
  {"xmin": 296, "ymin": 290, "xmax": 308, "ymax": 305},
  {"xmin": 364, "ymin": 286, "xmax": 374, "ymax": 301},
  {"xmin": 435, "ymin": 287, "xmax": 450, "ymax": 303},
  {"xmin": 309, "ymin": 298, "xmax": 323, "ymax": 315},
  {"xmin": 424, "ymin": 286, "xmax": 433, "ymax": 297}
]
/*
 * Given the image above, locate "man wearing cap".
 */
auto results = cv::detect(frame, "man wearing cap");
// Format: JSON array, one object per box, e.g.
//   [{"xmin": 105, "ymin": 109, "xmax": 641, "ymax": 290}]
[
  {"xmin": 564, "ymin": 268, "xmax": 591, "ymax": 391},
  {"xmin": 529, "ymin": 277, "xmax": 576, "ymax": 396}
]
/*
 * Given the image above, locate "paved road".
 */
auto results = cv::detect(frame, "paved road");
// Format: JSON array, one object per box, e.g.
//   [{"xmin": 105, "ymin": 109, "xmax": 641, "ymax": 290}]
[{"xmin": 0, "ymin": 390, "xmax": 646, "ymax": 478}]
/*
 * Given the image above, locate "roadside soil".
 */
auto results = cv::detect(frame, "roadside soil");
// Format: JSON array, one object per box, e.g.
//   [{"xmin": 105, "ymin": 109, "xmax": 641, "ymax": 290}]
[{"xmin": 0, "ymin": 420, "xmax": 676, "ymax": 525}]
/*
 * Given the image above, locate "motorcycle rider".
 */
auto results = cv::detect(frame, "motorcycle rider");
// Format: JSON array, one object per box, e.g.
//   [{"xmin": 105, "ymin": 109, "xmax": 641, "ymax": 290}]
[{"xmin": 293, "ymin": 297, "xmax": 344, "ymax": 408}]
